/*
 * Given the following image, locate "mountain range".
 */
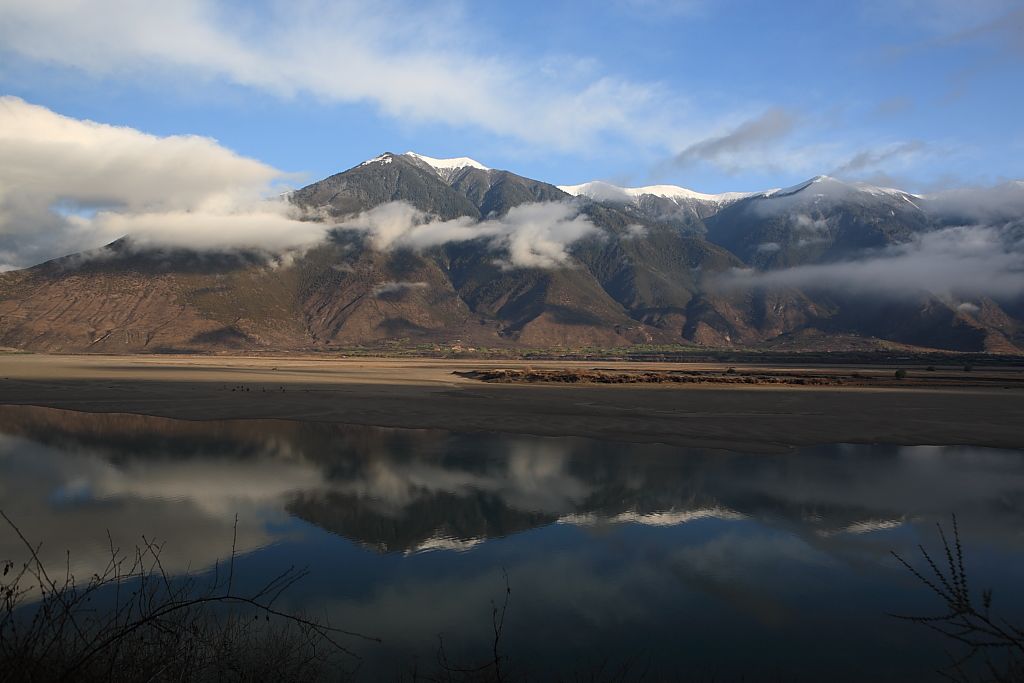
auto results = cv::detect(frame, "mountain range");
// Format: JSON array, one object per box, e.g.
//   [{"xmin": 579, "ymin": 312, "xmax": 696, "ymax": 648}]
[{"xmin": 1, "ymin": 151, "xmax": 1022, "ymax": 353}]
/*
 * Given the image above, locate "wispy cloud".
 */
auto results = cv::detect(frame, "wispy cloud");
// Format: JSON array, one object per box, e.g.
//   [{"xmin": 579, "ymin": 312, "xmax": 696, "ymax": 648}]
[
  {"xmin": 829, "ymin": 141, "xmax": 927, "ymax": 178},
  {"xmin": 938, "ymin": 7, "xmax": 1024, "ymax": 58},
  {"xmin": 672, "ymin": 108, "xmax": 798, "ymax": 169},
  {"xmin": 861, "ymin": 0, "xmax": 1020, "ymax": 36},
  {"xmin": 868, "ymin": 1, "xmax": 1024, "ymax": 100},
  {"xmin": 0, "ymin": 0, "xmax": 693, "ymax": 153}
]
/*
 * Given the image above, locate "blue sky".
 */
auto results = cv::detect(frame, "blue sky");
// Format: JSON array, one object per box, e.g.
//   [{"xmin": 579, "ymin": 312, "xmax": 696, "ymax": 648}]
[{"xmin": 0, "ymin": 0, "xmax": 1021, "ymax": 195}]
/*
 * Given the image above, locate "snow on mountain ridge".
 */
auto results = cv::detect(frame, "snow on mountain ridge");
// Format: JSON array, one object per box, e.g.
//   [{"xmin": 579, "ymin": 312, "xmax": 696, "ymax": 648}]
[
  {"xmin": 403, "ymin": 151, "xmax": 489, "ymax": 172},
  {"xmin": 558, "ymin": 180, "xmax": 758, "ymax": 205},
  {"xmin": 356, "ymin": 151, "xmax": 926, "ymax": 207},
  {"xmin": 357, "ymin": 151, "xmax": 489, "ymax": 182},
  {"xmin": 358, "ymin": 153, "xmax": 393, "ymax": 167},
  {"xmin": 562, "ymin": 176, "xmax": 923, "ymax": 208},
  {"xmin": 771, "ymin": 175, "xmax": 923, "ymax": 201}
]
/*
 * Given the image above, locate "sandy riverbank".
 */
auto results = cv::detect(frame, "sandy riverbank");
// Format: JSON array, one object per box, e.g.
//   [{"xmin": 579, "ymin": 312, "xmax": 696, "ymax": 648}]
[{"xmin": 0, "ymin": 354, "xmax": 1022, "ymax": 452}]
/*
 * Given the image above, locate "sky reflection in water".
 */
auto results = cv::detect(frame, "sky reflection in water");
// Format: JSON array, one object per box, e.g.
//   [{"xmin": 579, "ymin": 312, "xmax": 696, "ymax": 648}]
[{"xmin": 1, "ymin": 405, "xmax": 1022, "ymax": 680}]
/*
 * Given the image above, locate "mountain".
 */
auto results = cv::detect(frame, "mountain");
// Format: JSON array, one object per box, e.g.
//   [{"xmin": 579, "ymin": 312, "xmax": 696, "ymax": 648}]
[
  {"xmin": 9, "ymin": 406, "xmax": 991, "ymax": 559},
  {"xmin": 0, "ymin": 153, "xmax": 1021, "ymax": 353},
  {"xmin": 559, "ymin": 180, "xmax": 756, "ymax": 235},
  {"xmin": 703, "ymin": 175, "xmax": 932, "ymax": 268},
  {"xmin": 292, "ymin": 152, "xmax": 569, "ymax": 220}
]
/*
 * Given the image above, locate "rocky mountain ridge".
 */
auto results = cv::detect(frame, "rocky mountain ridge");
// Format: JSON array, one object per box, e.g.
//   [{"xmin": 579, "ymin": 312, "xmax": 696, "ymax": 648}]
[{"xmin": 0, "ymin": 152, "xmax": 1021, "ymax": 353}]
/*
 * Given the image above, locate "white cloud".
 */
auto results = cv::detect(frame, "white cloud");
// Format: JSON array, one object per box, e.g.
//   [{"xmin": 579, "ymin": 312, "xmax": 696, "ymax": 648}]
[
  {"xmin": 0, "ymin": 96, "xmax": 325, "ymax": 268},
  {"xmin": 956, "ymin": 301, "xmax": 980, "ymax": 314},
  {"xmin": 493, "ymin": 202, "xmax": 600, "ymax": 268},
  {"xmin": 624, "ymin": 224, "xmax": 648, "ymax": 239},
  {"xmin": 793, "ymin": 214, "xmax": 830, "ymax": 232},
  {"xmin": 721, "ymin": 225, "xmax": 1024, "ymax": 299},
  {"xmin": 340, "ymin": 200, "xmax": 599, "ymax": 269},
  {"xmin": 0, "ymin": 98, "xmax": 604, "ymax": 270},
  {"xmin": 927, "ymin": 181, "xmax": 1024, "ymax": 222},
  {"xmin": 0, "ymin": 0, "xmax": 692, "ymax": 152},
  {"xmin": 372, "ymin": 281, "xmax": 429, "ymax": 296}
]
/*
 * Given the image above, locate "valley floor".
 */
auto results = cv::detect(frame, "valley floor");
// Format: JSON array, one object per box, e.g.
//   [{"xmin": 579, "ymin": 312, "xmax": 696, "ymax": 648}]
[{"xmin": 0, "ymin": 354, "xmax": 1022, "ymax": 452}]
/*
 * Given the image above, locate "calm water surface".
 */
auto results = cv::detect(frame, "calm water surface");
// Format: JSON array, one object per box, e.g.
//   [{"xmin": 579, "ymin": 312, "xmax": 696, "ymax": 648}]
[{"xmin": 1, "ymin": 405, "xmax": 1022, "ymax": 680}]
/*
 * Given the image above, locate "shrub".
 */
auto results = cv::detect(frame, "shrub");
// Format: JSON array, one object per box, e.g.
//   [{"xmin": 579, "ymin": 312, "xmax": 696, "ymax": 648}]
[
  {"xmin": 0, "ymin": 512, "xmax": 375, "ymax": 682},
  {"xmin": 892, "ymin": 516, "xmax": 1024, "ymax": 681}
]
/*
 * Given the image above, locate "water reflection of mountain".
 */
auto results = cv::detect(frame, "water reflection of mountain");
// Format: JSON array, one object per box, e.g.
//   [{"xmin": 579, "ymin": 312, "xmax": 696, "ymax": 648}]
[
  {"xmin": 1, "ymin": 405, "xmax": 1023, "ymax": 560},
  {"xmin": 288, "ymin": 491, "xmax": 555, "ymax": 553}
]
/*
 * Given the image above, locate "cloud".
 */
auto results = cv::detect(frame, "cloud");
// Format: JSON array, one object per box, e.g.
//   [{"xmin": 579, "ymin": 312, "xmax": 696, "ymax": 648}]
[
  {"xmin": 793, "ymin": 214, "xmax": 830, "ymax": 233},
  {"xmin": 79, "ymin": 206, "xmax": 329, "ymax": 253},
  {"xmin": 941, "ymin": 7, "xmax": 1024, "ymax": 58},
  {"xmin": 340, "ymin": 200, "xmax": 599, "ymax": 269},
  {"xmin": 493, "ymin": 202, "xmax": 600, "ymax": 268},
  {"xmin": 624, "ymin": 224, "xmax": 648, "ymax": 239},
  {"xmin": 830, "ymin": 141, "xmax": 927, "ymax": 177},
  {"xmin": 0, "ymin": 97, "xmax": 325, "ymax": 268},
  {"xmin": 868, "ymin": 2, "xmax": 1024, "ymax": 100},
  {"xmin": 0, "ymin": 0, "xmax": 693, "ymax": 152},
  {"xmin": 672, "ymin": 108, "xmax": 798, "ymax": 168},
  {"xmin": 957, "ymin": 301, "xmax": 980, "ymax": 314},
  {"xmin": 862, "ymin": 0, "xmax": 1021, "ymax": 35},
  {"xmin": 720, "ymin": 224, "xmax": 1024, "ymax": 299},
  {"xmin": 0, "ymin": 98, "xmax": 602, "ymax": 271},
  {"xmin": 926, "ymin": 181, "xmax": 1024, "ymax": 222},
  {"xmin": 881, "ymin": 1, "xmax": 1024, "ymax": 59},
  {"xmin": 372, "ymin": 281, "xmax": 428, "ymax": 297}
]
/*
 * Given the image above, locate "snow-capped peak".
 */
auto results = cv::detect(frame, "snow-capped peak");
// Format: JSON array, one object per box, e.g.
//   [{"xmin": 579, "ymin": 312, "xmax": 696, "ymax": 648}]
[
  {"xmin": 772, "ymin": 175, "xmax": 841, "ymax": 196},
  {"xmin": 403, "ymin": 151, "xmax": 489, "ymax": 176},
  {"xmin": 357, "ymin": 152, "xmax": 489, "ymax": 181},
  {"xmin": 558, "ymin": 180, "xmax": 759, "ymax": 206},
  {"xmin": 771, "ymin": 175, "xmax": 922, "ymax": 201},
  {"xmin": 359, "ymin": 153, "xmax": 394, "ymax": 167}
]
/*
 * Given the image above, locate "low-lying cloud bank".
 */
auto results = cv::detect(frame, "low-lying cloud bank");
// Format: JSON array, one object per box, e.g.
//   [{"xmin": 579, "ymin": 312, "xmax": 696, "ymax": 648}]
[
  {"xmin": 338, "ymin": 200, "xmax": 598, "ymax": 269},
  {"xmin": 722, "ymin": 224, "xmax": 1024, "ymax": 299},
  {"xmin": 927, "ymin": 182, "xmax": 1024, "ymax": 222},
  {"xmin": 0, "ymin": 96, "xmax": 328, "ymax": 270},
  {"xmin": 0, "ymin": 97, "xmax": 598, "ymax": 271}
]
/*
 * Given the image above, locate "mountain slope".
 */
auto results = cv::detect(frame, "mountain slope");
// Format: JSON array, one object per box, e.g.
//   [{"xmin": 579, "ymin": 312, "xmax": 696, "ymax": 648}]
[
  {"xmin": 0, "ymin": 155, "xmax": 1021, "ymax": 353},
  {"xmin": 704, "ymin": 176, "xmax": 933, "ymax": 268}
]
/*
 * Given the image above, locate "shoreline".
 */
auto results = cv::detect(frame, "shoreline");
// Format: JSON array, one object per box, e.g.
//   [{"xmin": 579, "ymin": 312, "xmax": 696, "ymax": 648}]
[{"xmin": 1, "ymin": 354, "xmax": 1023, "ymax": 453}]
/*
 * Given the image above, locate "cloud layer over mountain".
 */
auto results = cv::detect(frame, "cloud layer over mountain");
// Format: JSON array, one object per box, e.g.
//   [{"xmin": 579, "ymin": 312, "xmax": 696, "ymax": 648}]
[
  {"xmin": 0, "ymin": 98, "xmax": 605, "ymax": 270},
  {"xmin": 0, "ymin": 97, "xmax": 328, "ymax": 269},
  {"xmin": 722, "ymin": 224, "xmax": 1024, "ymax": 299},
  {"xmin": 339, "ymin": 200, "xmax": 598, "ymax": 269},
  {"xmin": 4, "ymin": 96, "xmax": 1022, "ymax": 287}
]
